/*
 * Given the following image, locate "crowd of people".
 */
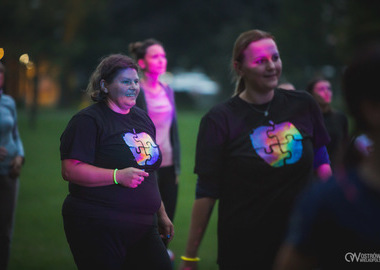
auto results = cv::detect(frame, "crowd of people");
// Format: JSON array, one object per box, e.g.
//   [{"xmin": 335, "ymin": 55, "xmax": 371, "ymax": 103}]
[{"xmin": 2, "ymin": 28, "xmax": 379, "ymax": 270}]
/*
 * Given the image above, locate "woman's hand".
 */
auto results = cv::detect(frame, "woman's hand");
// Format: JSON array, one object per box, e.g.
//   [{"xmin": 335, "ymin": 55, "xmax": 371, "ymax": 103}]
[
  {"xmin": 117, "ymin": 167, "xmax": 149, "ymax": 188},
  {"xmin": 10, "ymin": 155, "xmax": 23, "ymax": 179},
  {"xmin": 157, "ymin": 202, "xmax": 174, "ymax": 244}
]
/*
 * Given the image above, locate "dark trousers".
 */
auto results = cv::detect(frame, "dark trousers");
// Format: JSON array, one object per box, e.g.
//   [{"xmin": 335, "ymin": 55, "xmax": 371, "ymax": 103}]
[
  {"xmin": 157, "ymin": 166, "xmax": 178, "ymax": 223},
  {"xmin": 63, "ymin": 215, "xmax": 172, "ymax": 270},
  {"xmin": 0, "ymin": 175, "xmax": 19, "ymax": 270}
]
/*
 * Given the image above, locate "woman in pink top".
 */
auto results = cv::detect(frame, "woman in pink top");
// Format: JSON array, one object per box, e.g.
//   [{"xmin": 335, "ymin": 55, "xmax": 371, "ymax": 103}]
[{"xmin": 129, "ymin": 39, "xmax": 181, "ymax": 255}]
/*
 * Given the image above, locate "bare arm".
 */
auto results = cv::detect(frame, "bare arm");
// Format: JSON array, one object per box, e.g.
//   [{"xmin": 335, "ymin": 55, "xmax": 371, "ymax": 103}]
[
  {"xmin": 315, "ymin": 163, "xmax": 332, "ymax": 181},
  {"xmin": 61, "ymin": 159, "xmax": 149, "ymax": 188},
  {"xmin": 157, "ymin": 201, "xmax": 174, "ymax": 244},
  {"xmin": 179, "ymin": 197, "xmax": 216, "ymax": 270}
]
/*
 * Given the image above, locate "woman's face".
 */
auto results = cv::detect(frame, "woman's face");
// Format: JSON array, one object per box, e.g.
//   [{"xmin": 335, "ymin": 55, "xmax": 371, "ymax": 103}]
[
  {"xmin": 140, "ymin": 44, "xmax": 167, "ymax": 76},
  {"xmin": 238, "ymin": 38, "xmax": 282, "ymax": 92},
  {"xmin": 312, "ymin": 80, "xmax": 332, "ymax": 104},
  {"xmin": 104, "ymin": 68, "xmax": 140, "ymax": 114}
]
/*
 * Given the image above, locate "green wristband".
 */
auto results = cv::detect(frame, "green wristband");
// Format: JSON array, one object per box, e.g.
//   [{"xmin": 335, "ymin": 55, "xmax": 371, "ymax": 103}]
[
  {"xmin": 180, "ymin": 256, "xmax": 200, "ymax": 262},
  {"xmin": 113, "ymin": 168, "xmax": 119, "ymax": 184}
]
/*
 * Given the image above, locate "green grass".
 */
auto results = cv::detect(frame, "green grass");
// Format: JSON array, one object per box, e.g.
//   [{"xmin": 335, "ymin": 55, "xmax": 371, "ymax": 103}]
[{"xmin": 9, "ymin": 108, "xmax": 219, "ymax": 270}]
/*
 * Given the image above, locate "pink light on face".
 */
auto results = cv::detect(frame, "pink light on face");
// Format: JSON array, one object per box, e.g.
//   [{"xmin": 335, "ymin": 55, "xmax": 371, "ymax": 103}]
[
  {"xmin": 144, "ymin": 44, "xmax": 167, "ymax": 76},
  {"xmin": 240, "ymin": 38, "xmax": 282, "ymax": 92},
  {"xmin": 313, "ymin": 80, "xmax": 332, "ymax": 104}
]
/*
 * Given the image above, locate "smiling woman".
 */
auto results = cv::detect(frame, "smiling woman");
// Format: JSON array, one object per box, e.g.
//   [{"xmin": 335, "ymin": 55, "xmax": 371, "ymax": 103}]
[
  {"xmin": 59, "ymin": 54, "xmax": 174, "ymax": 269},
  {"xmin": 100, "ymin": 68, "xmax": 140, "ymax": 114},
  {"xmin": 180, "ymin": 29, "xmax": 332, "ymax": 270}
]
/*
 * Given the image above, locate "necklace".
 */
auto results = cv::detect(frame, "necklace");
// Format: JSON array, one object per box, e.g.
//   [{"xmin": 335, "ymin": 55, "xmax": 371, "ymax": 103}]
[{"xmin": 249, "ymin": 99, "xmax": 272, "ymax": 117}]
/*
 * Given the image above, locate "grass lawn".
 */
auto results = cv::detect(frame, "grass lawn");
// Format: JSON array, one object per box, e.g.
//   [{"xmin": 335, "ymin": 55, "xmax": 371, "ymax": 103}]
[{"xmin": 9, "ymin": 107, "xmax": 219, "ymax": 270}]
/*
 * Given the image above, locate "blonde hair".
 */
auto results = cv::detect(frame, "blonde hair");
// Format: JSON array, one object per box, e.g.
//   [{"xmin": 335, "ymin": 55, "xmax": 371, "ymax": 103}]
[{"xmin": 231, "ymin": 29, "xmax": 275, "ymax": 96}]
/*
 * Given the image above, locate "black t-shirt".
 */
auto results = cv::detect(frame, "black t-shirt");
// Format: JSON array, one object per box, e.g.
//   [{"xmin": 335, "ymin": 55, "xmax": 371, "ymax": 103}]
[
  {"xmin": 60, "ymin": 102, "xmax": 162, "ymax": 224},
  {"xmin": 194, "ymin": 89, "xmax": 330, "ymax": 267}
]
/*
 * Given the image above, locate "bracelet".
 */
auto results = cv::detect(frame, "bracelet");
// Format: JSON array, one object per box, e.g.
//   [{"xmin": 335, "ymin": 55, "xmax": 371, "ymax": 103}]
[
  {"xmin": 113, "ymin": 168, "xmax": 119, "ymax": 184},
  {"xmin": 180, "ymin": 256, "xmax": 200, "ymax": 262}
]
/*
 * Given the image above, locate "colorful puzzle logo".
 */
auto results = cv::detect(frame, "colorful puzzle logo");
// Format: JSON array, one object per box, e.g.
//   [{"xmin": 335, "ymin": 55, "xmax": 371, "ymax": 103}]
[
  {"xmin": 250, "ymin": 121, "xmax": 303, "ymax": 167},
  {"xmin": 122, "ymin": 129, "xmax": 160, "ymax": 166}
]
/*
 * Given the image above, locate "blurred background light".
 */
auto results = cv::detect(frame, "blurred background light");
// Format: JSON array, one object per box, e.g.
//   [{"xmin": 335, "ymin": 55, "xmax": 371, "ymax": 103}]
[{"xmin": 19, "ymin": 53, "xmax": 30, "ymax": 65}]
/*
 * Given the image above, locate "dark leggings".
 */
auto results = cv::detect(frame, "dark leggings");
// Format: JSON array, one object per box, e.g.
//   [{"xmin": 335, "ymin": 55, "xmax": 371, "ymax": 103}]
[
  {"xmin": 0, "ymin": 175, "xmax": 19, "ymax": 270},
  {"xmin": 63, "ymin": 215, "xmax": 172, "ymax": 270},
  {"xmin": 157, "ymin": 166, "xmax": 178, "ymax": 222}
]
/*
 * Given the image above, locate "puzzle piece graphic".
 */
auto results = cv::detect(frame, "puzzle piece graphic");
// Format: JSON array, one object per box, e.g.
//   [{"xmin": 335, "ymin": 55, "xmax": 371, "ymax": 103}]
[
  {"xmin": 250, "ymin": 121, "xmax": 303, "ymax": 167},
  {"xmin": 123, "ymin": 130, "xmax": 159, "ymax": 166},
  {"xmin": 131, "ymin": 134, "xmax": 153, "ymax": 163}
]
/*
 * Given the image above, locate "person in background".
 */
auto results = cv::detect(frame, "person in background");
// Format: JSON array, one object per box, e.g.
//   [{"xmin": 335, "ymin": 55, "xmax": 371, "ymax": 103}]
[
  {"xmin": 306, "ymin": 77, "xmax": 349, "ymax": 171},
  {"xmin": 129, "ymin": 39, "xmax": 180, "ymax": 261},
  {"xmin": 0, "ymin": 62, "xmax": 25, "ymax": 270},
  {"xmin": 60, "ymin": 54, "xmax": 173, "ymax": 270},
  {"xmin": 274, "ymin": 44, "xmax": 380, "ymax": 270},
  {"xmin": 180, "ymin": 29, "xmax": 331, "ymax": 270},
  {"xmin": 278, "ymin": 82, "xmax": 296, "ymax": 91}
]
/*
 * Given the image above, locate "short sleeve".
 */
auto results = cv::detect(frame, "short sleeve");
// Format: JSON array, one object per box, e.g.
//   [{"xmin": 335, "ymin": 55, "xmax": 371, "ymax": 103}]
[
  {"xmin": 313, "ymin": 146, "xmax": 330, "ymax": 168},
  {"xmin": 194, "ymin": 112, "xmax": 227, "ymax": 177},
  {"xmin": 60, "ymin": 114, "xmax": 98, "ymax": 164},
  {"xmin": 194, "ymin": 110, "xmax": 228, "ymax": 198}
]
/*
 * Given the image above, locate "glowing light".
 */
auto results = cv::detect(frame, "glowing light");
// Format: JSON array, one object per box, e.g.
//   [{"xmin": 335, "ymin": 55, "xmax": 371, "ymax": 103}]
[
  {"xmin": 19, "ymin": 54, "xmax": 30, "ymax": 65},
  {"xmin": 26, "ymin": 61, "xmax": 34, "ymax": 70},
  {"xmin": 0, "ymin": 48, "xmax": 4, "ymax": 60}
]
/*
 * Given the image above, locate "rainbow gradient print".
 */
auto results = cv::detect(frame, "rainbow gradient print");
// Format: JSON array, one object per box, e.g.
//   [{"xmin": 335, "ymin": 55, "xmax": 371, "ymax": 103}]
[
  {"xmin": 123, "ymin": 129, "xmax": 160, "ymax": 166},
  {"xmin": 250, "ymin": 121, "xmax": 303, "ymax": 167}
]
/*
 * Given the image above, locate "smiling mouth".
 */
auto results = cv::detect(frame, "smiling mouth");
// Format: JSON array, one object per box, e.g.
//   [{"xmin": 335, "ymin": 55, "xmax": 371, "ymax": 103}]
[{"xmin": 125, "ymin": 90, "xmax": 136, "ymax": 97}]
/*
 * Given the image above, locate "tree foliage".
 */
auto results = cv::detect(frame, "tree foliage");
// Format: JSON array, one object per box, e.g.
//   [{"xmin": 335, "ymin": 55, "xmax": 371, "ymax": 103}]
[{"xmin": 1, "ymin": 0, "xmax": 379, "ymax": 106}]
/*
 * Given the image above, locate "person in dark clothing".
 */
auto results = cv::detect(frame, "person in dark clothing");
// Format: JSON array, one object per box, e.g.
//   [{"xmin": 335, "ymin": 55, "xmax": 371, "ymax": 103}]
[
  {"xmin": 275, "ymin": 43, "xmax": 380, "ymax": 270},
  {"xmin": 180, "ymin": 29, "xmax": 331, "ymax": 270},
  {"xmin": 0, "ymin": 62, "xmax": 25, "ymax": 270},
  {"xmin": 306, "ymin": 77, "xmax": 349, "ymax": 171},
  {"xmin": 60, "ymin": 54, "xmax": 173, "ymax": 270}
]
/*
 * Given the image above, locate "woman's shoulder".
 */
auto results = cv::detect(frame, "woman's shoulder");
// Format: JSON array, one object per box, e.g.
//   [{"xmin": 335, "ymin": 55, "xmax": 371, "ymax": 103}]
[
  {"xmin": 160, "ymin": 82, "xmax": 175, "ymax": 97},
  {"xmin": 1, "ymin": 94, "xmax": 16, "ymax": 107},
  {"xmin": 201, "ymin": 96, "xmax": 240, "ymax": 123},
  {"xmin": 276, "ymin": 88, "xmax": 313, "ymax": 101},
  {"xmin": 130, "ymin": 105, "xmax": 153, "ymax": 122},
  {"xmin": 277, "ymin": 89, "xmax": 320, "ymax": 113},
  {"xmin": 69, "ymin": 102, "xmax": 106, "ymax": 125},
  {"xmin": 76, "ymin": 102, "xmax": 103, "ymax": 116}
]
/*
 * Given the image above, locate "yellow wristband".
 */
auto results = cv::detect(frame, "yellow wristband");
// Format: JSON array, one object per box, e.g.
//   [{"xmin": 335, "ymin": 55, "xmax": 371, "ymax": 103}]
[
  {"xmin": 113, "ymin": 168, "xmax": 119, "ymax": 184},
  {"xmin": 180, "ymin": 256, "xmax": 200, "ymax": 262}
]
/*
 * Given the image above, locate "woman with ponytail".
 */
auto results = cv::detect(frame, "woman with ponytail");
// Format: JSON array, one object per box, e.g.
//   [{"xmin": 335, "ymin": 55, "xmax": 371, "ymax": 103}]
[{"xmin": 181, "ymin": 29, "xmax": 331, "ymax": 270}]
